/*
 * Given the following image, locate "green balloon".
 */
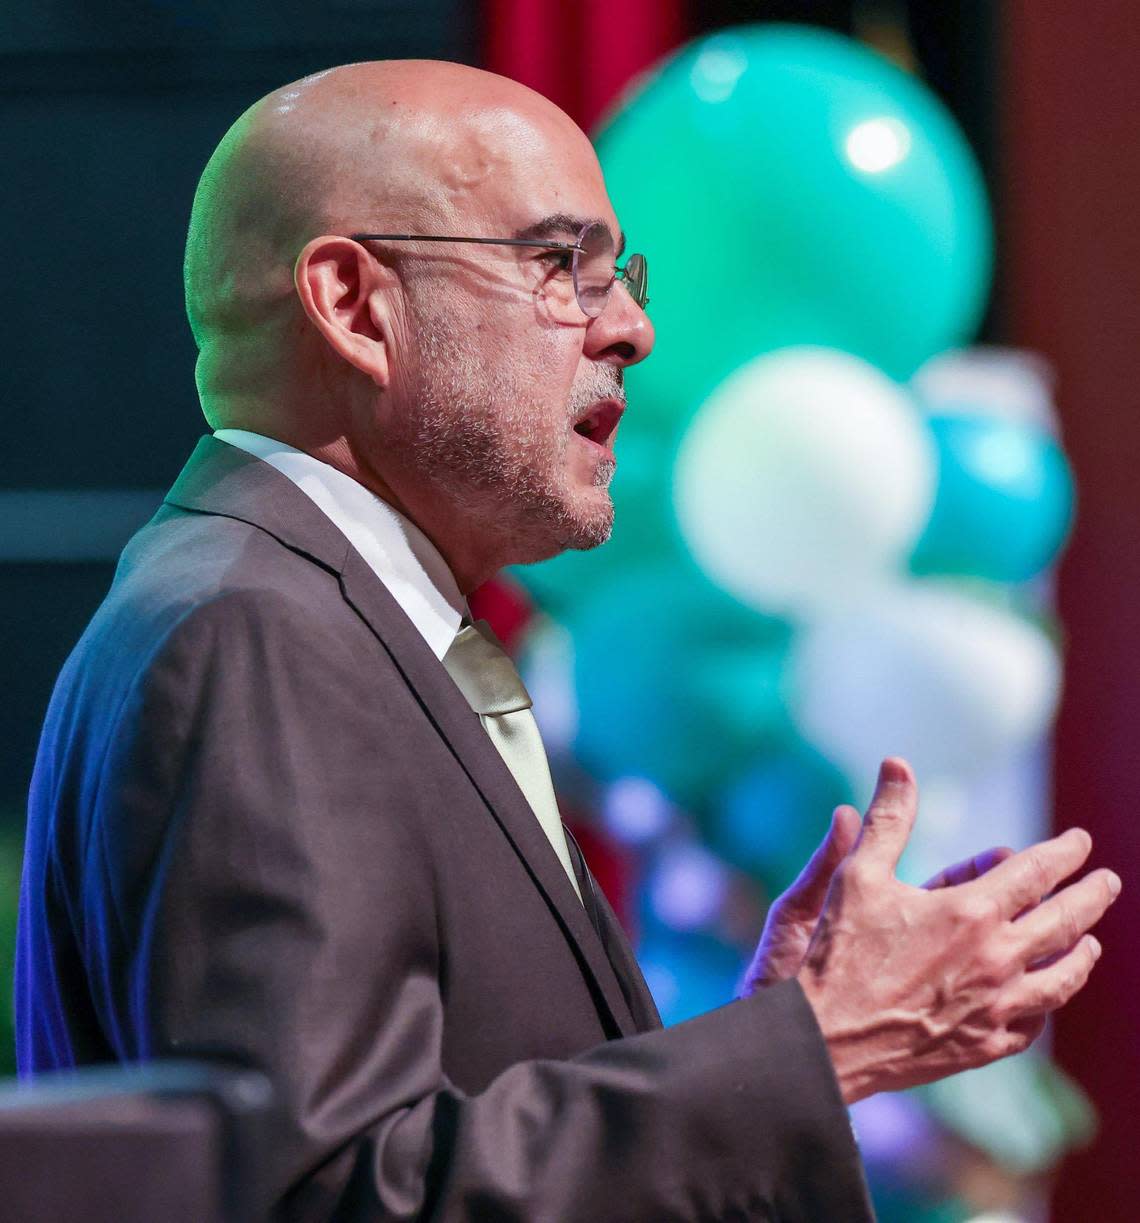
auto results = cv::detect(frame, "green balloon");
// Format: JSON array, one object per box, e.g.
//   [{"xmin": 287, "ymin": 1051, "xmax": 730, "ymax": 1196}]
[
  {"xmin": 596, "ymin": 25, "xmax": 993, "ymax": 440},
  {"xmin": 565, "ymin": 565, "xmax": 795, "ymax": 809}
]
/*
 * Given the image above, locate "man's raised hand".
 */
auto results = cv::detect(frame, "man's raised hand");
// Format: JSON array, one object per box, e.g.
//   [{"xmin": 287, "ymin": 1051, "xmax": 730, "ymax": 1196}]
[
  {"xmin": 796, "ymin": 757, "xmax": 1121, "ymax": 1104},
  {"xmin": 741, "ymin": 793, "xmax": 1015, "ymax": 994}
]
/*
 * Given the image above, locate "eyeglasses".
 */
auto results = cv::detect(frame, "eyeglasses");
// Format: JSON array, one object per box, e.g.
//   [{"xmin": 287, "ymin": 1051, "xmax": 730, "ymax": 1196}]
[{"xmin": 349, "ymin": 220, "xmax": 648, "ymax": 320}]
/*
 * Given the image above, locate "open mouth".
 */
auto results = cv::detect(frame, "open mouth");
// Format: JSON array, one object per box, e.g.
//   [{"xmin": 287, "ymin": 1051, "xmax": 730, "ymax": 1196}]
[{"xmin": 571, "ymin": 399, "xmax": 624, "ymax": 451}]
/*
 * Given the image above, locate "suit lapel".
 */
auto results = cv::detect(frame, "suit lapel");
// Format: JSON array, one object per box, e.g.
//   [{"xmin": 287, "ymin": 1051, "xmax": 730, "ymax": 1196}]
[
  {"xmin": 592, "ymin": 891, "xmax": 663, "ymax": 1033},
  {"xmin": 164, "ymin": 437, "xmax": 638, "ymax": 1038},
  {"xmin": 565, "ymin": 833, "xmax": 663, "ymax": 1034}
]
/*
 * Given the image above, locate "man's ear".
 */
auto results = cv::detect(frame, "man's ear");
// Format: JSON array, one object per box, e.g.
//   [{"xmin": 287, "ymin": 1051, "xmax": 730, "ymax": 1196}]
[{"xmin": 294, "ymin": 236, "xmax": 394, "ymax": 387}]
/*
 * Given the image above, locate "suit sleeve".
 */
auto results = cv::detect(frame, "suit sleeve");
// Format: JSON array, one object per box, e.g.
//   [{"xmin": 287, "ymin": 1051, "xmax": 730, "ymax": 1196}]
[{"xmin": 96, "ymin": 590, "xmax": 873, "ymax": 1222}]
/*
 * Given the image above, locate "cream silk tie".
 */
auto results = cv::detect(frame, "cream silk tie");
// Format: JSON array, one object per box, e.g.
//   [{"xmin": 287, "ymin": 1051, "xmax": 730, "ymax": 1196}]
[{"xmin": 442, "ymin": 618, "xmax": 583, "ymax": 904}]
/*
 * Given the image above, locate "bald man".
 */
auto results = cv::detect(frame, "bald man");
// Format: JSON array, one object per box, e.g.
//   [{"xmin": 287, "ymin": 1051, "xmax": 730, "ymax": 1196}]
[{"xmin": 17, "ymin": 61, "xmax": 1117, "ymax": 1222}]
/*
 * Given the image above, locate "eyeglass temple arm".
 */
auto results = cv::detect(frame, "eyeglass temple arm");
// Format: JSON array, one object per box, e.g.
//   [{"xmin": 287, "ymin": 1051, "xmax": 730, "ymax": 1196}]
[
  {"xmin": 350, "ymin": 232, "xmax": 646, "ymax": 305},
  {"xmin": 350, "ymin": 233, "xmax": 584, "ymax": 252}
]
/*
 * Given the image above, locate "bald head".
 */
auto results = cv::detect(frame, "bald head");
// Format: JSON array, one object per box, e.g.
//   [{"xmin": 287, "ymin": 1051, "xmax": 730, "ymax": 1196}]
[
  {"xmin": 184, "ymin": 61, "xmax": 597, "ymax": 428},
  {"xmin": 182, "ymin": 58, "xmax": 652, "ymax": 590}
]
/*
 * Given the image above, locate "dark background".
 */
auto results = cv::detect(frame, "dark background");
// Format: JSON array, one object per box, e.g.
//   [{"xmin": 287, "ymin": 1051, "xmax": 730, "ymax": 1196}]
[{"xmin": 0, "ymin": 0, "xmax": 478, "ymax": 802}]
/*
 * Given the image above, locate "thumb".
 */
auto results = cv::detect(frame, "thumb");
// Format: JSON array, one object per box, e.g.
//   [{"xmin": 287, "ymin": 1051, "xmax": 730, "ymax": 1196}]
[
  {"xmin": 851, "ymin": 756, "xmax": 918, "ymax": 875},
  {"xmin": 780, "ymin": 803, "xmax": 861, "ymax": 919}
]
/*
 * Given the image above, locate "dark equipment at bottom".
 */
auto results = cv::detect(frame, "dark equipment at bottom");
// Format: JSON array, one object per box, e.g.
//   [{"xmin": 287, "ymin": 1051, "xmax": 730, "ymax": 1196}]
[{"xmin": 0, "ymin": 1060, "xmax": 276, "ymax": 1223}]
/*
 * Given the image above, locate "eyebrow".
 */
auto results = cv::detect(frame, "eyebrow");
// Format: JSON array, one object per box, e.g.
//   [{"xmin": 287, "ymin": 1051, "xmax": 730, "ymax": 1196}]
[{"xmin": 513, "ymin": 213, "xmax": 627, "ymax": 259}]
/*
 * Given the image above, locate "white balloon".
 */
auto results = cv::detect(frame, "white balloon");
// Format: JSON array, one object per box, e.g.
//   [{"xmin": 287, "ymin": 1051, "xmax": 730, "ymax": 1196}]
[
  {"xmin": 673, "ymin": 347, "xmax": 936, "ymax": 617},
  {"xmin": 910, "ymin": 344, "xmax": 1061, "ymax": 433},
  {"xmin": 789, "ymin": 582, "xmax": 1062, "ymax": 787}
]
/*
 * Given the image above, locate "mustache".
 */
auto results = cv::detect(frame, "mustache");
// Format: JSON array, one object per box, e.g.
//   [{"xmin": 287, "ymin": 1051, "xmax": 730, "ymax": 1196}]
[{"xmin": 569, "ymin": 366, "xmax": 625, "ymax": 417}]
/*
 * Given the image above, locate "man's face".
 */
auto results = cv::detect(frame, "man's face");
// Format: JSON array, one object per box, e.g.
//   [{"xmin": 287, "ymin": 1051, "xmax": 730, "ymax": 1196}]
[{"xmin": 386, "ymin": 115, "xmax": 654, "ymax": 566}]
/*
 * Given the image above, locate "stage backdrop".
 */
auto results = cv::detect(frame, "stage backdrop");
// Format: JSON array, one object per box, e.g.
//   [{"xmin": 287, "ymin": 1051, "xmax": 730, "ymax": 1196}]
[{"xmin": 485, "ymin": 3, "xmax": 1139, "ymax": 1219}]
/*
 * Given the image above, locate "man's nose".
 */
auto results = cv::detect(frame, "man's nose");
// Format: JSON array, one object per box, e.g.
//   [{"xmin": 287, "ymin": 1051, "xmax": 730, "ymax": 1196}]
[{"xmin": 582, "ymin": 283, "xmax": 655, "ymax": 366}]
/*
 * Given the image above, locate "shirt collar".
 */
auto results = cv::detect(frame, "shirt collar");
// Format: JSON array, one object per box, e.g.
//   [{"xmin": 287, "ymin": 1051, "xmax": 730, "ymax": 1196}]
[{"xmin": 213, "ymin": 429, "xmax": 466, "ymax": 660}]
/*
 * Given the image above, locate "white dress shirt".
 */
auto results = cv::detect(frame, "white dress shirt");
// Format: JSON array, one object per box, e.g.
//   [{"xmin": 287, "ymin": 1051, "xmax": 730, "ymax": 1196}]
[{"xmin": 213, "ymin": 429, "xmax": 467, "ymax": 660}]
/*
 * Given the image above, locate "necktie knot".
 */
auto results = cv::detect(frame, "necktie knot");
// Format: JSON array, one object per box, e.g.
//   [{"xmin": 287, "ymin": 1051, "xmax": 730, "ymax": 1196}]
[{"xmin": 442, "ymin": 619, "xmax": 533, "ymax": 717}]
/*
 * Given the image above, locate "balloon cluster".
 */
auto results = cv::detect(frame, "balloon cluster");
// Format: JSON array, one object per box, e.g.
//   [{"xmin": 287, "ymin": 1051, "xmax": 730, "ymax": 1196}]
[{"xmin": 512, "ymin": 26, "xmax": 1075, "ymax": 1018}]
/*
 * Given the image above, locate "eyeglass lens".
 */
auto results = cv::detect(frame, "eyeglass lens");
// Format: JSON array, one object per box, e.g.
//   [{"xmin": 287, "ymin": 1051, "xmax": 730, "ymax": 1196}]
[
  {"xmin": 573, "ymin": 222, "xmax": 615, "ymax": 318},
  {"xmin": 571, "ymin": 222, "xmax": 648, "ymax": 317},
  {"xmin": 622, "ymin": 253, "xmax": 648, "ymax": 311}
]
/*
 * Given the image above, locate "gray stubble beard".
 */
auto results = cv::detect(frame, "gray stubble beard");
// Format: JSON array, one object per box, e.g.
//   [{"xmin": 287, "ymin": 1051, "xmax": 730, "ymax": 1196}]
[{"xmin": 401, "ymin": 295, "xmax": 623, "ymax": 559}]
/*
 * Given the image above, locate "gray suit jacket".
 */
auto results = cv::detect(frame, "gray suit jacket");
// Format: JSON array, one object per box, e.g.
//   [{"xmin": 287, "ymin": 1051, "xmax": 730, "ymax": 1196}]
[{"xmin": 16, "ymin": 437, "xmax": 874, "ymax": 1221}]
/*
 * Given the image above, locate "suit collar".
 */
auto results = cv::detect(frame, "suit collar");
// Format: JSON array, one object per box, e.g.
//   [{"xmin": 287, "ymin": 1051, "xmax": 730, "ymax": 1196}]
[
  {"xmin": 165, "ymin": 435, "xmax": 353, "ymax": 575},
  {"xmin": 212, "ymin": 429, "xmax": 467, "ymax": 660},
  {"xmin": 163, "ymin": 436, "xmax": 639, "ymax": 1037}
]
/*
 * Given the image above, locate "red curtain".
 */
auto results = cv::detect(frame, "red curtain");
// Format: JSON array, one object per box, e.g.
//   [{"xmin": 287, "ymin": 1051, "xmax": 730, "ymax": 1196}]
[
  {"xmin": 482, "ymin": 0, "xmax": 686, "ymax": 133},
  {"xmin": 1003, "ymin": 4, "xmax": 1140, "ymax": 1218}
]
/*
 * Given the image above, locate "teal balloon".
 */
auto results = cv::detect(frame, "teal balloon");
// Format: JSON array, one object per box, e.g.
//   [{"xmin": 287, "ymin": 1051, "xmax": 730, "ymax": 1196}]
[
  {"xmin": 712, "ymin": 746, "xmax": 853, "ymax": 895},
  {"xmin": 566, "ymin": 566, "xmax": 794, "ymax": 808},
  {"xmin": 596, "ymin": 25, "xmax": 993, "ymax": 439},
  {"xmin": 869, "ymin": 1191, "xmax": 972, "ymax": 1223},
  {"xmin": 912, "ymin": 414, "xmax": 1076, "ymax": 582}
]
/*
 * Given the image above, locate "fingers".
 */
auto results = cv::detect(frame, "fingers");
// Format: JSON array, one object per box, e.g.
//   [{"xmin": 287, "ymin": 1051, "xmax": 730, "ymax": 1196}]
[
  {"xmin": 778, "ymin": 805, "xmax": 862, "ymax": 919},
  {"xmin": 851, "ymin": 757, "xmax": 917, "ymax": 873},
  {"xmin": 923, "ymin": 846, "xmax": 1014, "ymax": 890},
  {"xmin": 973, "ymin": 828, "xmax": 1095, "ymax": 919},
  {"xmin": 1012, "ymin": 867, "xmax": 1122, "ymax": 964},
  {"xmin": 1012, "ymin": 933, "xmax": 1103, "ymax": 1017}
]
